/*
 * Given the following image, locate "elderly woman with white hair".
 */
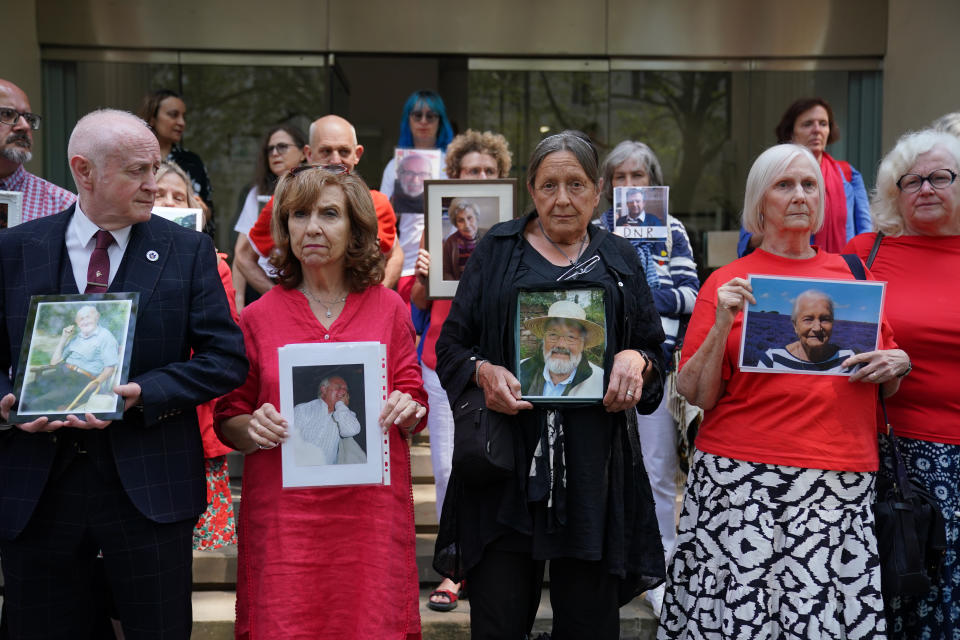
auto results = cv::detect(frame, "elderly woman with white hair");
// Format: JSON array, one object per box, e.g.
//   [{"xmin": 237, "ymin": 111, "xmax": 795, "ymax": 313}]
[
  {"xmin": 658, "ymin": 143, "xmax": 910, "ymax": 639},
  {"xmin": 844, "ymin": 128, "xmax": 960, "ymax": 639}
]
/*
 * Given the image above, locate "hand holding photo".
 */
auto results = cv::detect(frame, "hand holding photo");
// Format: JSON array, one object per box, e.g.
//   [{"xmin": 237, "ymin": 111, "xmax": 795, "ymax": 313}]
[
  {"xmin": 279, "ymin": 342, "xmax": 390, "ymax": 488},
  {"xmin": 516, "ymin": 288, "xmax": 606, "ymax": 402},
  {"xmin": 10, "ymin": 293, "xmax": 138, "ymax": 422},
  {"xmin": 739, "ymin": 275, "xmax": 885, "ymax": 375},
  {"xmin": 612, "ymin": 185, "xmax": 669, "ymax": 241}
]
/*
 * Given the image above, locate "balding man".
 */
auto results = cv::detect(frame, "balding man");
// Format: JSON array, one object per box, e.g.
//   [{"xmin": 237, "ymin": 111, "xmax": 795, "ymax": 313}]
[
  {"xmin": 236, "ymin": 115, "xmax": 402, "ymax": 293},
  {"xmin": 0, "ymin": 109, "xmax": 247, "ymax": 637},
  {"xmin": 0, "ymin": 78, "xmax": 76, "ymax": 223}
]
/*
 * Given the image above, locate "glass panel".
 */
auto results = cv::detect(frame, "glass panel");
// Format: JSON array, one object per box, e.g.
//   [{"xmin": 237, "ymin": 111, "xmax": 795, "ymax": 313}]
[
  {"xmin": 468, "ymin": 69, "xmax": 609, "ymax": 213},
  {"xmin": 468, "ymin": 66, "xmax": 882, "ymax": 275},
  {"xmin": 42, "ymin": 61, "xmax": 326, "ymax": 253}
]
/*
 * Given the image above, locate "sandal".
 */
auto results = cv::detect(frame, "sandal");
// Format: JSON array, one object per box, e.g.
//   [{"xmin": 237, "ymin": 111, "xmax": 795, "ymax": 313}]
[{"xmin": 426, "ymin": 585, "xmax": 460, "ymax": 612}]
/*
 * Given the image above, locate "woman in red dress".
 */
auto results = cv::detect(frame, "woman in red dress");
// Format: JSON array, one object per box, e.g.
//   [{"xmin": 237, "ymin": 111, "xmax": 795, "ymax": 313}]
[{"xmin": 216, "ymin": 167, "xmax": 427, "ymax": 639}]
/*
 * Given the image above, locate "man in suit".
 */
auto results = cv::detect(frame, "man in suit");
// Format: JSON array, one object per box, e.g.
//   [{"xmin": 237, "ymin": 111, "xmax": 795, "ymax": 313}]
[
  {"xmin": 0, "ymin": 109, "xmax": 247, "ymax": 638},
  {"xmin": 615, "ymin": 187, "xmax": 662, "ymax": 227}
]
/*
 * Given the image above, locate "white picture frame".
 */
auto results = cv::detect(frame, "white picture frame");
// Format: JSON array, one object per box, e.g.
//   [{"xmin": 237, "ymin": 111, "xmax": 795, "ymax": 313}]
[
  {"xmin": 278, "ymin": 342, "xmax": 390, "ymax": 488},
  {"xmin": 0, "ymin": 190, "xmax": 24, "ymax": 228},
  {"xmin": 423, "ymin": 179, "xmax": 517, "ymax": 299}
]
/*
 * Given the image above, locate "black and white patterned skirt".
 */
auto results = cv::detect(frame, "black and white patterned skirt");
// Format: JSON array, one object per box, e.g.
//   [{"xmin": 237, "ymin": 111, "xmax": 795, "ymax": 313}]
[{"xmin": 658, "ymin": 450, "xmax": 886, "ymax": 639}]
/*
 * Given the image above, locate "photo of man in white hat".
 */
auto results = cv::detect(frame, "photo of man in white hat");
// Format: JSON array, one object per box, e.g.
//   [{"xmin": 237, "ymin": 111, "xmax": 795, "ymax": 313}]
[{"xmin": 519, "ymin": 299, "xmax": 605, "ymax": 399}]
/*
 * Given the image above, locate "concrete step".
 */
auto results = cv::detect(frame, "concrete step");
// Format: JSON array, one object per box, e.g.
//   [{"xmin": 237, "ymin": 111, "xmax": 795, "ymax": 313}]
[
  {"xmin": 185, "ymin": 587, "xmax": 659, "ymax": 639},
  {"xmin": 411, "ymin": 443, "xmax": 435, "ymax": 482},
  {"xmin": 414, "ymin": 482, "xmax": 438, "ymax": 532},
  {"xmin": 193, "ymin": 545, "xmax": 237, "ymax": 589}
]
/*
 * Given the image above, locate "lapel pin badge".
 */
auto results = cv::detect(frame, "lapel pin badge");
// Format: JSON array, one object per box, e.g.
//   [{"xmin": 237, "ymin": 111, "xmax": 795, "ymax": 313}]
[{"xmin": 146, "ymin": 250, "xmax": 159, "ymax": 262}]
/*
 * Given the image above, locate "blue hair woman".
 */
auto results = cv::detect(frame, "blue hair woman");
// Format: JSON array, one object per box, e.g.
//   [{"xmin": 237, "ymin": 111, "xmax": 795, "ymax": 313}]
[{"xmin": 381, "ymin": 90, "xmax": 455, "ymax": 303}]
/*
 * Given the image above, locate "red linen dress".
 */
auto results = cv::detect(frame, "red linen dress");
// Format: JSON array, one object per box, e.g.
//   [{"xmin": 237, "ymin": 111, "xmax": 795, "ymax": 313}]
[{"xmin": 215, "ymin": 284, "xmax": 426, "ymax": 639}]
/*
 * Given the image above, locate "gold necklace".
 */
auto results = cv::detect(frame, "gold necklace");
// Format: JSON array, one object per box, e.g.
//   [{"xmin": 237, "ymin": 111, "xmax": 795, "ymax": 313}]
[{"xmin": 300, "ymin": 286, "xmax": 348, "ymax": 319}]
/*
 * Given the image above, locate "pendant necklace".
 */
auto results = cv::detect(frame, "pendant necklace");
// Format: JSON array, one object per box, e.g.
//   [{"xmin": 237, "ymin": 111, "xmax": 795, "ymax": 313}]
[
  {"xmin": 537, "ymin": 218, "xmax": 587, "ymax": 266},
  {"xmin": 300, "ymin": 286, "xmax": 348, "ymax": 319}
]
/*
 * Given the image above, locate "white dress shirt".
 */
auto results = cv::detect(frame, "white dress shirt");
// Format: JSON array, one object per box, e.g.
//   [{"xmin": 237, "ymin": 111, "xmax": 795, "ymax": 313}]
[{"xmin": 66, "ymin": 204, "xmax": 132, "ymax": 293}]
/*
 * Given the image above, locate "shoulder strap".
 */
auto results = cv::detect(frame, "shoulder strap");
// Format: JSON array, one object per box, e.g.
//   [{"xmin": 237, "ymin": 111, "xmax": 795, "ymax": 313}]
[
  {"xmin": 865, "ymin": 231, "xmax": 885, "ymax": 269},
  {"xmin": 841, "ymin": 253, "xmax": 867, "ymax": 280}
]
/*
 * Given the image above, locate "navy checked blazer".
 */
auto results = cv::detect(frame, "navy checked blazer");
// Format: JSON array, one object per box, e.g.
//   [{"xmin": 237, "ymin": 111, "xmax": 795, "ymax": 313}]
[{"xmin": 0, "ymin": 206, "xmax": 248, "ymax": 540}]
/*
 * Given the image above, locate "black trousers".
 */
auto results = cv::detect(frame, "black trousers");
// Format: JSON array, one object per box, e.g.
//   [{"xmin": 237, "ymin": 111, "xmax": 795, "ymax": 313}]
[
  {"xmin": 0, "ymin": 436, "xmax": 195, "ymax": 640},
  {"xmin": 466, "ymin": 547, "xmax": 621, "ymax": 640}
]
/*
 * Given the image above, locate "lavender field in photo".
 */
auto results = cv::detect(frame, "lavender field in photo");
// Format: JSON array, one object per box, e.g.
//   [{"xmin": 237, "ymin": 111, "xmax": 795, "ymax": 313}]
[{"xmin": 741, "ymin": 311, "xmax": 879, "ymax": 366}]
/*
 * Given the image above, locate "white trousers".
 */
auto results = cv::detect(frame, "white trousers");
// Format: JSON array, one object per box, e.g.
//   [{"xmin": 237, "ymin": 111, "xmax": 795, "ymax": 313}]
[
  {"xmin": 636, "ymin": 392, "xmax": 679, "ymax": 561},
  {"xmin": 422, "ymin": 364, "xmax": 454, "ymax": 522}
]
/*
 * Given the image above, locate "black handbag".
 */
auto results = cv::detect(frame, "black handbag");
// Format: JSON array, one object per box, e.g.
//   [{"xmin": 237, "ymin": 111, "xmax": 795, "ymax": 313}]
[
  {"xmin": 873, "ymin": 396, "xmax": 947, "ymax": 598},
  {"xmin": 451, "ymin": 385, "xmax": 514, "ymax": 485}
]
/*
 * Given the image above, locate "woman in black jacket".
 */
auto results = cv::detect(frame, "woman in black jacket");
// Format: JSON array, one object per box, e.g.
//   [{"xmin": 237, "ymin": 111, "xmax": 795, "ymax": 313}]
[{"xmin": 433, "ymin": 130, "xmax": 666, "ymax": 639}]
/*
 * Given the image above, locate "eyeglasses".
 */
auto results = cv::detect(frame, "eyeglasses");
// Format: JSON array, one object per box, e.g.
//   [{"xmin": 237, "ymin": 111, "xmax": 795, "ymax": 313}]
[
  {"xmin": 0, "ymin": 108, "xmax": 41, "ymax": 130},
  {"xmin": 896, "ymin": 169, "xmax": 958, "ymax": 193},
  {"xmin": 410, "ymin": 109, "xmax": 439, "ymax": 124},
  {"xmin": 288, "ymin": 163, "xmax": 349, "ymax": 178},
  {"xmin": 544, "ymin": 331, "xmax": 584, "ymax": 345},
  {"xmin": 266, "ymin": 142, "xmax": 298, "ymax": 156}
]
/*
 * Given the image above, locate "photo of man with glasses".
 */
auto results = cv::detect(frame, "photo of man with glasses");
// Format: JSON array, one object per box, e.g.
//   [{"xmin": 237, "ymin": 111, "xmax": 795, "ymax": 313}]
[{"xmin": 518, "ymin": 298, "xmax": 606, "ymax": 399}]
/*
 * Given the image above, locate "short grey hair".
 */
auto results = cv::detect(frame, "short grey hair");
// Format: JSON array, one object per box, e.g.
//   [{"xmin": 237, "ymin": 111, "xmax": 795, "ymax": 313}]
[
  {"xmin": 741, "ymin": 144, "xmax": 824, "ymax": 236},
  {"xmin": 872, "ymin": 129, "xmax": 960, "ymax": 236},
  {"xmin": 448, "ymin": 198, "xmax": 478, "ymax": 224},
  {"xmin": 790, "ymin": 290, "xmax": 834, "ymax": 324},
  {"xmin": 527, "ymin": 130, "xmax": 600, "ymax": 190},
  {"xmin": 932, "ymin": 112, "xmax": 960, "ymax": 139},
  {"xmin": 600, "ymin": 140, "xmax": 664, "ymax": 201}
]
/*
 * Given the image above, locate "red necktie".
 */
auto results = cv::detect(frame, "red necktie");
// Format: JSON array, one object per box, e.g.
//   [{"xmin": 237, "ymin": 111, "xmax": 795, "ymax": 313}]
[{"xmin": 85, "ymin": 229, "xmax": 115, "ymax": 293}]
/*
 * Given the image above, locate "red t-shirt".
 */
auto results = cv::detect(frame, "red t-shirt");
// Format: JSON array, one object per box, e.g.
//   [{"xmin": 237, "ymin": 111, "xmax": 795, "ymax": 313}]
[
  {"xmin": 679, "ymin": 247, "xmax": 897, "ymax": 472},
  {"xmin": 247, "ymin": 190, "xmax": 396, "ymax": 256},
  {"xmin": 421, "ymin": 299, "xmax": 452, "ymax": 371},
  {"xmin": 845, "ymin": 233, "xmax": 960, "ymax": 444}
]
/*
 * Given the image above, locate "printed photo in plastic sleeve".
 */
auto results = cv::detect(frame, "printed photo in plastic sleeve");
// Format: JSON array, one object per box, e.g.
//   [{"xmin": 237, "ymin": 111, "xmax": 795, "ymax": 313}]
[
  {"xmin": 739, "ymin": 274, "xmax": 885, "ymax": 376},
  {"xmin": 9, "ymin": 293, "xmax": 139, "ymax": 422},
  {"xmin": 612, "ymin": 185, "xmax": 669, "ymax": 242},
  {"xmin": 515, "ymin": 288, "xmax": 606, "ymax": 403},
  {"xmin": 278, "ymin": 341, "xmax": 390, "ymax": 488},
  {"xmin": 423, "ymin": 178, "xmax": 516, "ymax": 298}
]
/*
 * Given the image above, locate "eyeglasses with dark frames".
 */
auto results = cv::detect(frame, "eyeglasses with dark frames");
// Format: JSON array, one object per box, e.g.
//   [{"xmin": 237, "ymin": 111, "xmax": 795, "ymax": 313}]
[
  {"xmin": 0, "ymin": 108, "xmax": 41, "ymax": 130},
  {"xmin": 410, "ymin": 109, "xmax": 439, "ymax": 123},
  {"xmin": 266, "ymin": 142, "xmax": 298, "ymax": 156},
  {"xmin": 896, "ymin": 168, "xmax": 958, "ymax": 193}
]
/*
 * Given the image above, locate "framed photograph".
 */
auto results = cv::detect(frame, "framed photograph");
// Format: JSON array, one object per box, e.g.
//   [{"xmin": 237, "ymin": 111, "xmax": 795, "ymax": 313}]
[
  {"xmin": 278, "ymin": 342, "xmax": 391, "ymax": 488},
  {"xmin": 151, "ymin": 206, "xmax": 203, "ymax": 232},
  {"xmin": 515, "ymin": 288, "xmax": 607, "ymax": 403},
  {"xmin": 423, "ymin": 179, "xmax": 517, "ymax": 298},
  {"xmin": 612, "ymin": 185, "xmax": 669, "ymax": 242},
  {"xmin": 739, "ymin": 275, "xmax": 886, "ymax": 376},
  {"xmin": 0, "ymin": 190, "xmax": 24, "ymax": 229},
  {"xmin": 9, "ymin": 293, "xmax": 139, "ymax": 422}
]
